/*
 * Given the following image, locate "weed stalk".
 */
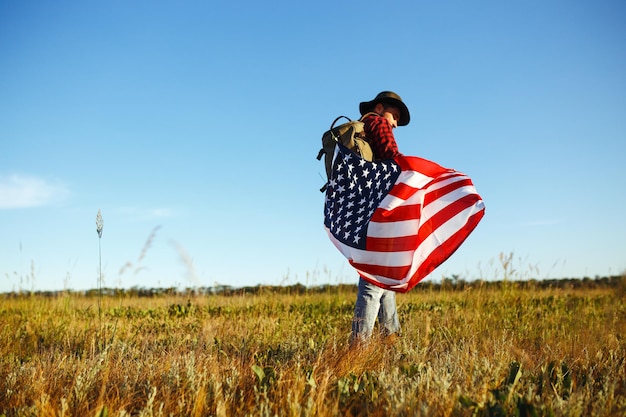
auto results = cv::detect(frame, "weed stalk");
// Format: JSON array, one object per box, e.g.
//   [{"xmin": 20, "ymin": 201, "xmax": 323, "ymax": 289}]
[{"xmin": 96, "ymin": 209, "xmax": 104, "ymax": 325}]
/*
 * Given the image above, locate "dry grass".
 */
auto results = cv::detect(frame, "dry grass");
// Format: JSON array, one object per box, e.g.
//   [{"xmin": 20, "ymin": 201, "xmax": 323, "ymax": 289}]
[{"xmin": 1, "ymin": 279, "xmax": 624, "ymax": 416}]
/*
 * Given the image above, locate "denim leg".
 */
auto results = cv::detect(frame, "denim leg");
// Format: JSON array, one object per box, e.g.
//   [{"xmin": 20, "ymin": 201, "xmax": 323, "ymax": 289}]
[
  {"xmin": 378, "ymin": 289, "xmax": 401, "ymax": 336},
  {"xmin": 351, "ymin": 278, "xmax": 383, "ymax": 341}
]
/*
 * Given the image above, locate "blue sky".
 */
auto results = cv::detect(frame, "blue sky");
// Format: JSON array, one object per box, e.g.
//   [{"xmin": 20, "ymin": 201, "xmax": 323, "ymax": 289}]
[{"xmin": 1, "ymin": 0, "xmax": 625, "ymax": 292}]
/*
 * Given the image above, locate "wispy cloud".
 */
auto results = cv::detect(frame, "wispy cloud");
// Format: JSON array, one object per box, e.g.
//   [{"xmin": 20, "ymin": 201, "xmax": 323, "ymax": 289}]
[{"xmin": 0, "ymin": 174, "xmax": 70, "ymax": 209}]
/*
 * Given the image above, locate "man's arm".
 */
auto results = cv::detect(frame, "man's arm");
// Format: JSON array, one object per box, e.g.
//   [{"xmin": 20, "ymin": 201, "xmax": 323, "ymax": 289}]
[{"xmin": 363, "ymin": 114, "xmax": 403, "ymax": 160}]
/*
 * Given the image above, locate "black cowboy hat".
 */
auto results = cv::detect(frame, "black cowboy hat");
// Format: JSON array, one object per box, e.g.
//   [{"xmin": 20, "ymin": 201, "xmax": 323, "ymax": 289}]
[{"xmin": 359, "ymin": 91, "xmax": 410, "ymax": 126}]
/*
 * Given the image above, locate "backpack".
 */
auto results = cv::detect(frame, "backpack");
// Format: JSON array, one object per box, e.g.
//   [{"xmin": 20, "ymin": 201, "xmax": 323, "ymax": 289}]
[{"xmin": 316, "ymin": 114, "xmax": 375, "ymax": 192}]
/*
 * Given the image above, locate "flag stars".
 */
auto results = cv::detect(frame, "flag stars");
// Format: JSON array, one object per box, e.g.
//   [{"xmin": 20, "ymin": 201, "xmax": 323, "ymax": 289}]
[{"xmin": 324, "ymin": 146, "xmax": 402, "ymax": 249}]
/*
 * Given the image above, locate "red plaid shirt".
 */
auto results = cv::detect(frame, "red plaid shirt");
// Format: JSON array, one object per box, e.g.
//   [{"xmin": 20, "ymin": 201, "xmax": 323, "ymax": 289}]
[{"xmin": 362, "ymin": 113, "xmax": 403, "ymax": 160}]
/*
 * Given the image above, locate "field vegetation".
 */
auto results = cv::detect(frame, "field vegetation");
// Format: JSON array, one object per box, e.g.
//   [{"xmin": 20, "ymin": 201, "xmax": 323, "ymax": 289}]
[{"xmin": 1, "ymin": 276, "xmax": 624, "ymax": 416}]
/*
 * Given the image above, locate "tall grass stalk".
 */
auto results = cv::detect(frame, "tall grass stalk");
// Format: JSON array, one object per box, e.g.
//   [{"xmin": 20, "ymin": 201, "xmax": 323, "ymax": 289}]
[{"xmin": 96, "ymin": 209, "xmax": 104, "ymax": 323}]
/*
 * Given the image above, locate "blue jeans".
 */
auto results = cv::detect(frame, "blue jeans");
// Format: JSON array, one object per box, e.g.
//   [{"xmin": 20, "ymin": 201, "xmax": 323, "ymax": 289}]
[{"xmin": 351, "ymin": 277, "xmax": 401, "ymax": 342}]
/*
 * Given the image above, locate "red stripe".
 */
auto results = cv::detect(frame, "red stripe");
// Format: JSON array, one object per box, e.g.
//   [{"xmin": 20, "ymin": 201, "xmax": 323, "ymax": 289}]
[
  {"xmin": 371, "ymin": 203, "xmax": 421, "ymax": 222},
  {"xmin": 366, "ymin": 234, "xmax": 419, "ymax": 252},
  {"xmin": 397, "ymin": 156, "xmax": 450, "ymax": 178},
  {"xmin": 387, "ymin": 182, "xmax": 418, "ymax": 200},
  {"xmin": 349, "ymin": 261, "xmax": 411, "ymax": 281}
]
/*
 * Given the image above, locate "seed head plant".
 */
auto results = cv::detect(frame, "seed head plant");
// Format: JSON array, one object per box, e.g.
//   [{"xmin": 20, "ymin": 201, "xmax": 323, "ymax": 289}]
[{"xmin": 96, "ymin": 209, "xmax": 104, "ymax": 321}]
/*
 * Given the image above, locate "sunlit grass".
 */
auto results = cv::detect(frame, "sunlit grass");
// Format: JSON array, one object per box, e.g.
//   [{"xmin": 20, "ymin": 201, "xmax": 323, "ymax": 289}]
[{"xmin": 1, "ymin": 277, "xmax": 624, "ymax": 416}]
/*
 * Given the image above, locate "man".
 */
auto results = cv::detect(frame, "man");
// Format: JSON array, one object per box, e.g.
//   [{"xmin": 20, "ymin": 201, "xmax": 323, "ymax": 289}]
[{"xmin": 351, "ymin": 91, "xmax": 411, "ymax": 344}]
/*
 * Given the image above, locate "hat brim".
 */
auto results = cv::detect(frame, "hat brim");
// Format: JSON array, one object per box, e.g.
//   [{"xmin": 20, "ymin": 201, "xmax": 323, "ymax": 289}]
[{"xmin": 359, "ymin": 98, "xmax": 410, "ymax": 126}]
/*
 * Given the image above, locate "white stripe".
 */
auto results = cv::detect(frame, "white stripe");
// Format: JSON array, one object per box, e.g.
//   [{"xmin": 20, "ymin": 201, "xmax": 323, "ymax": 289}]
[
  {"xmin": 367, "ymin": 219, "xmax": 421, "ymax": 238},
  {"xmin": 378, "ymin": 192, "xmax": 414, "ymax": 211},
  {"xmin": 396, "ymin": 169, "xmax": 432, "ymax": 189},
  {"xmin": 399, "ymin": 170, "xmax": 458, "ymax": 189}
]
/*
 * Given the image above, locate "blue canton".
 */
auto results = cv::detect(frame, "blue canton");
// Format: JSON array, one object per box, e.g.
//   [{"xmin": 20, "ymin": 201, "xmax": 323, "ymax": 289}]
[{"xmin": 324, "ymin": 144, "xmax": 401, "ymax": 249}]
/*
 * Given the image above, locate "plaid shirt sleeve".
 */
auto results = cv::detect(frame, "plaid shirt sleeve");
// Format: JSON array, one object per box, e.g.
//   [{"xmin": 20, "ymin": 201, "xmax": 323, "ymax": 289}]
[{"xmin": 362, "ymin": 114, "xmax": 403, "ymax": 160}]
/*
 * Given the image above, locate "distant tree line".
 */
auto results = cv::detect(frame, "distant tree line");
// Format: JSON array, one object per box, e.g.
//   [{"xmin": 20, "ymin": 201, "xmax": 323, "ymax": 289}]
[{"xmin": 2, "ymin": 275, "xmax": 624, "ymax": 298}]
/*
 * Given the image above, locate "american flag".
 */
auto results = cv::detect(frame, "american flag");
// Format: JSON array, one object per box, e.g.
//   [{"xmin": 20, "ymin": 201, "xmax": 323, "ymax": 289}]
[{"xmin": 324, "ymin": 144, "xmax": 485, "ymax": 293}]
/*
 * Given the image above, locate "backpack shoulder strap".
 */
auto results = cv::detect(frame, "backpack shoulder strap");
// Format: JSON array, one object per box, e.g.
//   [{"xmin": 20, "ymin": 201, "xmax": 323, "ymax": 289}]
[{"xmin": 359, "ymin": 112, "xmax": 380, "ymax": 122}]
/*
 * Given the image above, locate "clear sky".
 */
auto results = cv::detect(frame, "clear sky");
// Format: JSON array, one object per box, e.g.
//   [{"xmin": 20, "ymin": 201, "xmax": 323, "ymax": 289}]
[{"xmin": 1, "ymin": 0, "xmax": 625, "ymax": 293}]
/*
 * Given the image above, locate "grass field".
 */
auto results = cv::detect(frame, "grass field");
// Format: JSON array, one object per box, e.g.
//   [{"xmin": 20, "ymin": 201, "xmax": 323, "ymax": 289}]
[{"xmin": 1, "ymin": 277, "xmax": 624, "ymax": 416}]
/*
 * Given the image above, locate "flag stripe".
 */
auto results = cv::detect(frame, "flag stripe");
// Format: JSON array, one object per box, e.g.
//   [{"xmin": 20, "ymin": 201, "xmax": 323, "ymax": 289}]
[
  {"xmin": 349, "ymin": 261, "xmax": 411, "ymax": 282},
  {"xmin": 370, "ymin": 205, "xmax": 421, "ymax": 223},
  {"xmin": 366, "ymin": 234, "xmax": 419, "ymax": 252},
  {"xmin": 367, "ymin": 218, "xmax": 421, "ymax": 238}
]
